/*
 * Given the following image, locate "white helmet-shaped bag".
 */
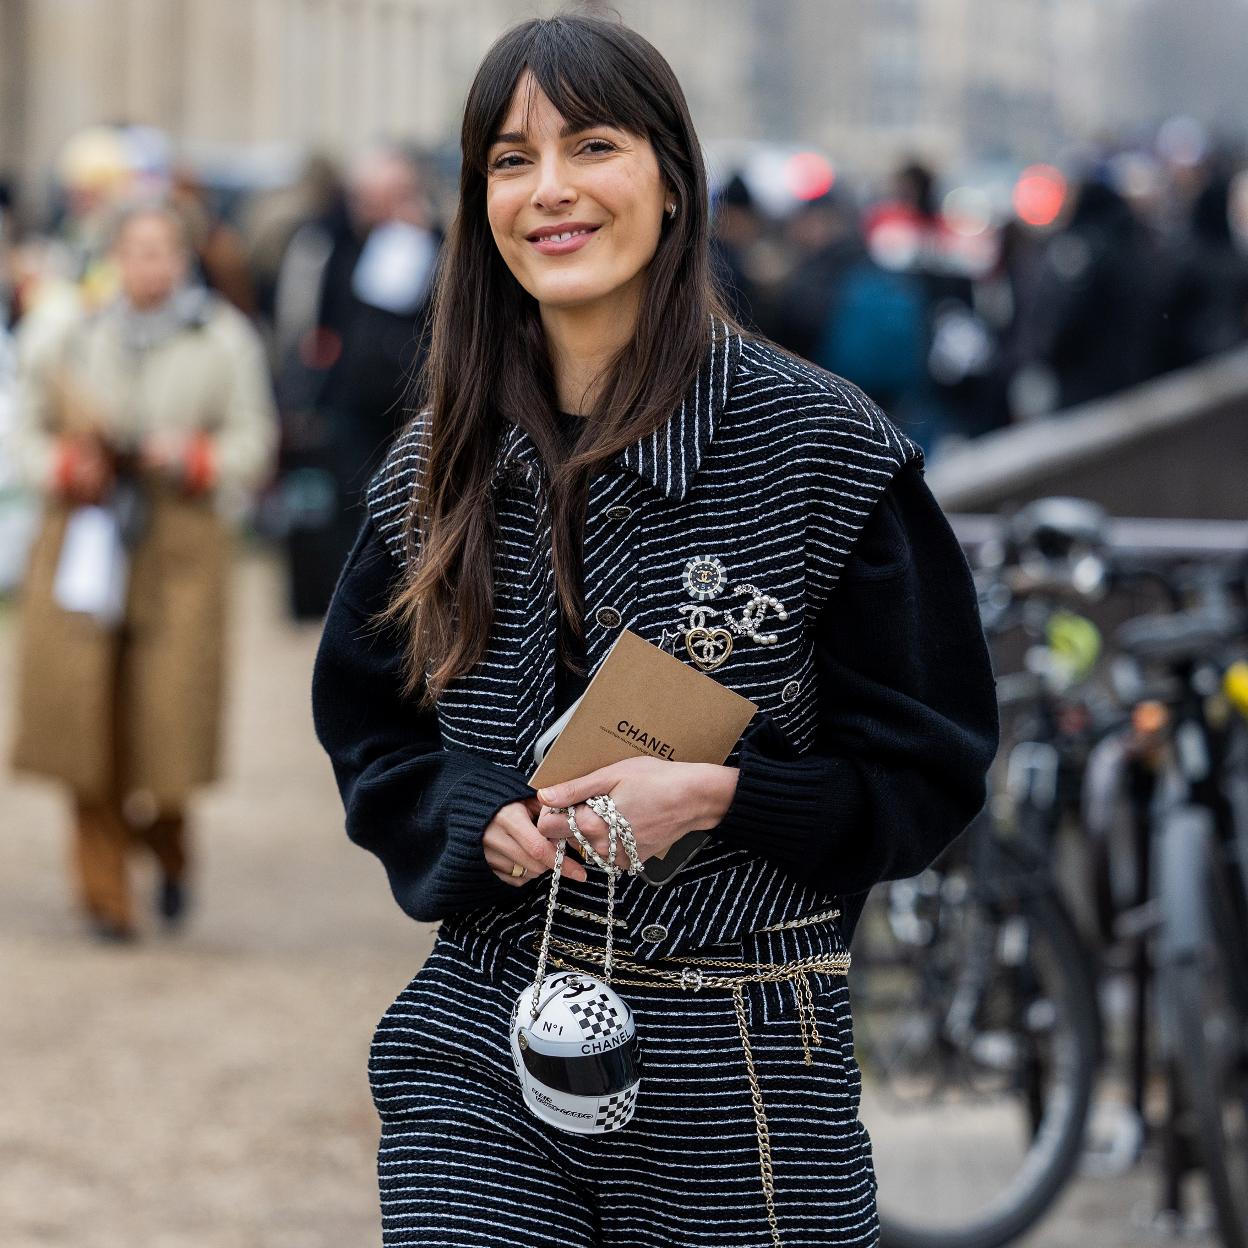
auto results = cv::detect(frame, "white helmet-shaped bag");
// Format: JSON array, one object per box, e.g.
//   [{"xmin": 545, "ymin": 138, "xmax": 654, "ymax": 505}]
[{"xmin": 510, "ymin": 971, "xmax": 642, "ymax": 1134}]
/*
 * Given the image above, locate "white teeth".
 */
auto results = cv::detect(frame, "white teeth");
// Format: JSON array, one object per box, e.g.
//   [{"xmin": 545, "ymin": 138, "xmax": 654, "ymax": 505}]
[{"xmin": 538, "ymin": 229, "xmax": 590, "ymax": 243}]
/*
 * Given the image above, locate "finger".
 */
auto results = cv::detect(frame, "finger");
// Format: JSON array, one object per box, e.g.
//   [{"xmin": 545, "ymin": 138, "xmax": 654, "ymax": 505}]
[
  {"xmin": 511, "ymin": 819, "xmax": 588, "ymax": 882},
  {"xmin": 483, "ymin": 825, "xmax": 549, "ymax": 880},
  {"xmin": 495, "ymin": 818, "xmax": 588, "ymax": 884},
  {"xmin": 527, "ymin": 814, "xmax": 591, "ymax": 882},
  {"xmin": 558, "ymin": 852, "xmax": 588, "ymax": 882},
  {"xmin": 537, "ymin": 800, "xmax": 610, "ymax": 839},
  {"xmin": 479, "ymin": 838, "xmax": 534, "ymax": 888},
  {"xmin": 536, "ymin": 767, "xmax": 620, "ymax": 810},
  {"xmin": 535, "ymin": 802, "xmax": 605, "ymax": 841},
  {"xmin": 538, "ymin": 806, "xmax": 611, "ymax": 870},
  {"xmin": 535, "ymin": 808, "xmax": 567, "ymax": 842},
  {"xmin": 483, "ymin": 845, "xmax": 529, "ymax": 886},
  {"xmin": 528, "ymin": 808, "xmax": 594, "ymax": 876},
  {"xmin": 572, "ymin": 802, "xmax": 610, "ymax": 840},
  {"xmin": 582, "ymin": 830, "xmax": 631, "ymax": 870},
  {"xmin": 535, "ymin": 805, "xmax": 603, "ymax": 842}
]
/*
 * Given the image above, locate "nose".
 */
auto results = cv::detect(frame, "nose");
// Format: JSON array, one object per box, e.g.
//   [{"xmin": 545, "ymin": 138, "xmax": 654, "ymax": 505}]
[{"xmin": 531, "ymin": 152, "xmax": 576, "ymax": 212}]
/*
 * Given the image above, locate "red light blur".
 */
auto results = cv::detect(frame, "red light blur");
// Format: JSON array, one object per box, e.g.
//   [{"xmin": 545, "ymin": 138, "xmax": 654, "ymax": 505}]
[
  {"xmin": 785, "ymin": 152, "xmax": 836, "ymax": 201},
  {"xmin": 1014, "ymin": 165, "xmax": 1066, "ymax": 227}
]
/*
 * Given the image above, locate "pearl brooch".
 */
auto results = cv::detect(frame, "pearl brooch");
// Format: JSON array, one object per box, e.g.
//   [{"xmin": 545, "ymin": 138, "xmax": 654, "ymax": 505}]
[{"xmin": 723, "ymin": 583, "xmax": 789, "ymax": 646}]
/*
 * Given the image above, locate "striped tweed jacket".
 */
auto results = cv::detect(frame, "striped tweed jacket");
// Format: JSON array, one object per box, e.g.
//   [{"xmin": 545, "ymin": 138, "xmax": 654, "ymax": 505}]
[{"xmin": 357, "ymin": 323, "xmax": 927, "ymax": 965}]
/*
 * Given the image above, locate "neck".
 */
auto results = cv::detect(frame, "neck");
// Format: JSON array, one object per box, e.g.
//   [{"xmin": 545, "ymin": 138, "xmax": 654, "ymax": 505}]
[
  {"xmin": 124, "ymin": 289, "xmax": 176, "ymax": 314},
  {"xmin": 540, "ymin": 282, "xmax": 642, "ymax": 415}
]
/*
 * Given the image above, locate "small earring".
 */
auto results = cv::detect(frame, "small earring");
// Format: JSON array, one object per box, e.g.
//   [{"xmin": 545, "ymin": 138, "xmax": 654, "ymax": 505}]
[{"xmin": 666, "ymin": 201, "xmax": 677, "ymax": 219}]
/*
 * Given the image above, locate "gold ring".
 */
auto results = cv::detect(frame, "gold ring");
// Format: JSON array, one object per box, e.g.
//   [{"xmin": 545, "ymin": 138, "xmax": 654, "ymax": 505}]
[{"xmin": 509, "ymin": 862, "xmax": 526, "ymax": 879}]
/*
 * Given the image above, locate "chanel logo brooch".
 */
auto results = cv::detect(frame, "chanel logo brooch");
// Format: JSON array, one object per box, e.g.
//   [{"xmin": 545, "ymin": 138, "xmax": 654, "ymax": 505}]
[
  {"xmin": 724, "ymin": 583, "xmax": 789, "ymax": 646},
  {"xmin": 679, "ymin": 605, "xmax": 734, "ymax": 671},
  {"xmin": 677, "ymin": 559, "xmax": 789, "ymax": 673},
  {"xmin": 682, "ymin": 555, "xmax": 727, "ymax": 601}
]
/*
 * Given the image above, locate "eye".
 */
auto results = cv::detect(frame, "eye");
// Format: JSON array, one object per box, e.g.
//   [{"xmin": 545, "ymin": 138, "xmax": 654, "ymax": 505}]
[
  {"xmin": 579, "ymin": 139, "xmax": 617, "ymax": 156},
  {"xmin": 489, "ymin": 152, "xmax": 528, "ymax": 172}
]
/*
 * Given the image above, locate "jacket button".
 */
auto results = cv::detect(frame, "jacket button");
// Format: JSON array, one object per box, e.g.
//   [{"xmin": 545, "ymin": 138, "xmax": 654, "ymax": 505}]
[
  {"xmin": 641, "ymin": 923, "xmax": 668, "ymax": 942},
  {"xmin": 595, "ymin": 606, "xmax": 622, "ymax": 628},
  {"xmin": 781, "ymin": 679, "xmax": 801, "ymax": 703},
  {"xmin": 605, "ymin": 504, "xmax": 633, "ymax": 521}
]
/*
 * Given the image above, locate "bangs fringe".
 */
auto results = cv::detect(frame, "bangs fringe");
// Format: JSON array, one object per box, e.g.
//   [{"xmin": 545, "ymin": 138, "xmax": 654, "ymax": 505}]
[{"xmin": 472, "ymin": 17, "xmax": 665, "ymax": 169}]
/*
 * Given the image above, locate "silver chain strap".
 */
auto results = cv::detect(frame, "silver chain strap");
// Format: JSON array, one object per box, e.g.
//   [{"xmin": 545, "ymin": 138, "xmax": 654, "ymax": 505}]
[
  {"xmin": 587, "ymin": 795, "xmax": 646, "ymax": 874},
  {"xmin": 603, "ymin": 813, "xmax": 619, "ymax": 981},
  {"xmin": 530, "ymin": 838, "xmax": 567, "ymax": 1020},
  {"xmin": 530, "ymin": 795, "xmax": 643, "ymax": 1016}
]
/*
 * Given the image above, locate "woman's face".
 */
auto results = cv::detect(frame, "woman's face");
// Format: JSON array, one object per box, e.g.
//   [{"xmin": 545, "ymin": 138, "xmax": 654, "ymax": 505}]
[{"xmin": 485, "ymin": 74, "xmax": 669, "ymax": 316}]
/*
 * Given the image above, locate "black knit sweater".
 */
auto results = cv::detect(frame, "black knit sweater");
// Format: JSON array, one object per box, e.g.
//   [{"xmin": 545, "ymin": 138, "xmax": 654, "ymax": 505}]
[{"xmin": 311, "ymin": 448, "xmax": 999, "ymax": 944}]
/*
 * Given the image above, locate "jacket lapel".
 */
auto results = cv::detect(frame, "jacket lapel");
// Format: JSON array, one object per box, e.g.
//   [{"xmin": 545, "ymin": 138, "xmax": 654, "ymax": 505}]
[
  {"xmin": 491, "ymin": 319, "xmax": 743, "ymax": 502},
  {"xmin": 613, "ymin": 322, "xmax": 741, "ymax": 501}
]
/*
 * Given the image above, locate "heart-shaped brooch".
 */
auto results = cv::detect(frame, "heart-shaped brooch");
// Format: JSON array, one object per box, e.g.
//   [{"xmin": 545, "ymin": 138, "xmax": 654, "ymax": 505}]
[{"xmin": 683, "ymin": 626, "xmax": 733, "ymax": 671}]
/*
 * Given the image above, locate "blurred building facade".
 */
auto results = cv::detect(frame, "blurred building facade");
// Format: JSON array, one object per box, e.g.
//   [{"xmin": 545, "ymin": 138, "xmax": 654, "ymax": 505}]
[{"xmin": 2, "ymin": 0, "xmax": 1245, "ymax": 206}]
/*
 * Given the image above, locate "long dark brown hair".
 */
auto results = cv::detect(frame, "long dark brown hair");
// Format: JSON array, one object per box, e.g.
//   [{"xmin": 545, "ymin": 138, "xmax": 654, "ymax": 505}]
[{"xmin": 386, "ymin": 13, "xmax": 733, "ymax": 706}]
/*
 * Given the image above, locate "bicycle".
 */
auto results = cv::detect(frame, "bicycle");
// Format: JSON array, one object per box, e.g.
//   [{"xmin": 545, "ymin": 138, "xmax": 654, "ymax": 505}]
[
  {"xmin": 1082, "ymin": 556, "xmax": 1248, "ymax": 1246},
  {"xmin": 858, "ymin": 554, "xmax": 1106, "ymax": 1248}
]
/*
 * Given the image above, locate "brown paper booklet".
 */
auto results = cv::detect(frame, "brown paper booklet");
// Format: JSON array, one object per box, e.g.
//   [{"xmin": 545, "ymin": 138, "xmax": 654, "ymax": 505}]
[{"xmin": 528, "ymin": 629, "xmax": 757, "ymax": 884}]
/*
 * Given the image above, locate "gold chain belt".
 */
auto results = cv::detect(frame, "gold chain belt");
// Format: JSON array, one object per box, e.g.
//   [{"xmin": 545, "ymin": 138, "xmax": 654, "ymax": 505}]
[{"xmin": 530, "ymin": 907, "xmax": 851, "ymax": 1248}]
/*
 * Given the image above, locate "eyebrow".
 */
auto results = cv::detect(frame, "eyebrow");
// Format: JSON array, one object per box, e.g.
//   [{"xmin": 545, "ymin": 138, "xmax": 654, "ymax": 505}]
[{"xmin": 490, "ymin": 120, "xmax": 611, "ymax": 146}]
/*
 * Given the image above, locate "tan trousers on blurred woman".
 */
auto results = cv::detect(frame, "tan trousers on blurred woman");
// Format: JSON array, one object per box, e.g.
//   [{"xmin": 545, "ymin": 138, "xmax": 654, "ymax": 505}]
[
  {"xmin": 73, "ymin": 801, "xmax": 187, "ymax": 935},
  {"xmin": 69, "ymin": 644, "xmax": 190, "ymax": 938}
]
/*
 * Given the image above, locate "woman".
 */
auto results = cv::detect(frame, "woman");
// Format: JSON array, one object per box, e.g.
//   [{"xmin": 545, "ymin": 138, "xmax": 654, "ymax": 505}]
[
  {"xmin": 313, "ymin": 15, "xmax": 998, "ymax": 1247},
  {"xmin": 12, "ymin": 202, "xmax": 276, "ymax": 941}
]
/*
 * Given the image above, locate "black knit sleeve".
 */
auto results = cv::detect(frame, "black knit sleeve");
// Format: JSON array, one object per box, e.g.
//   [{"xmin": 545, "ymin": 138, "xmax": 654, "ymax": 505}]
[
  {"xmin": 311, "ymin": 516, "xmax": 537, "ymax": 922},
  {"xmin": 709, "ymin": 459, "xmax": 999, "ymax": 919}
]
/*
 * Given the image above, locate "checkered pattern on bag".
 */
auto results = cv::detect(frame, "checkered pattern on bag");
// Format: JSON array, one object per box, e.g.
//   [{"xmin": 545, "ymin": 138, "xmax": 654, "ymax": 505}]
[
  {"xmin": 567, "ymin": 991, "xmax": 623, "ymax": 1039},
  {"xmin": 594, "ymin": 1086, "xmax": 638, "ymax": 1131}
]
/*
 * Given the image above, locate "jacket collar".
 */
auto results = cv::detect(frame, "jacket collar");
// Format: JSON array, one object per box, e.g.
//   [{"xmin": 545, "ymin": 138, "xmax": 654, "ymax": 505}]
[{"xmin": 494, "ymin": 318, "xmax": 742, "ymax": 502}]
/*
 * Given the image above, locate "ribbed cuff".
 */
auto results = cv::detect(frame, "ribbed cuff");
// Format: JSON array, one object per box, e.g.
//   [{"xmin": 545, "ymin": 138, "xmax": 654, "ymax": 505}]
[
  {"xmin": 422, "ymin": 762, "xmax": 537, "ymax": 915},
  {"xmin": 710, "ymin": 714, "xmax": 866, "ymax": 875}
]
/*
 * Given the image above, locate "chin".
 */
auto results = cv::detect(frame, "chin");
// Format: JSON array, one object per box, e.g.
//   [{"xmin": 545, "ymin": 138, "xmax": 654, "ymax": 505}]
[
  {"xmin": 529, "ymin": 271, "xmax": 642, "ymax": 312},
  {"xmin": 530, "ymin": 283, "xmax": 615, "ymax": 310}
]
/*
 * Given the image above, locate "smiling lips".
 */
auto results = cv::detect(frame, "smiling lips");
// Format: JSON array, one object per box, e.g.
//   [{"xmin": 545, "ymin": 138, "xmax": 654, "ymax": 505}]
[{"xmin": 526, "ymin": 222, "xmax": 601, "ymax": 255}]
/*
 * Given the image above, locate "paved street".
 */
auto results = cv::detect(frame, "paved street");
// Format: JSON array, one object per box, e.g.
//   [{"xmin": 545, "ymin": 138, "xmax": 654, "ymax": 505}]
[{"xmin": 0, "ymin": 551, "xmax": 1219, "ymax": 1247}]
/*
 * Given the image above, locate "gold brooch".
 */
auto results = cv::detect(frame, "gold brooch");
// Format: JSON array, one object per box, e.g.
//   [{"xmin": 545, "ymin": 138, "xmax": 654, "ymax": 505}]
[{"xmin": 678, "ymin": 605, "xmax": 733, "ymax": 671}]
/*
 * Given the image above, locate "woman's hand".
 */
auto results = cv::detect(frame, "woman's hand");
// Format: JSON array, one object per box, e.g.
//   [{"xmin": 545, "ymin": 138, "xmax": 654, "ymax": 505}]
[
  {"xmin": 140, "ymin": 430, "xmax": 216, "ymax": 493},
  {"xmin": 535, "ymin": 757, "xmax": 739, "ymax": 869},
  {"xmin": 54, "ymin": 433, "xmax": 113, "ymax": 504},
  {"xmin": 483, "ymin": 798, "xmax": 589, "ymax": 888}
]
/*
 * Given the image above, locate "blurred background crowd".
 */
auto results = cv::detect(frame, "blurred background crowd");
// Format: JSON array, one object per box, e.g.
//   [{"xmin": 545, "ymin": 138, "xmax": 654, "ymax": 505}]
[
  {"xmin": 1, "ymin": 0, "xmax": 1247, "ymax": 610},
  {"xmin": 3, "ymin": 117, "xmax": 1246, "ymax": 605},
  {"xmin": 2, "ymin": 2, "xmax": 1248, "ymax": 1247}
]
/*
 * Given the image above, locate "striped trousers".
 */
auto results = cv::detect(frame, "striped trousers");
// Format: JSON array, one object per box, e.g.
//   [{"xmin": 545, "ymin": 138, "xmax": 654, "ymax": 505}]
[{"xmin": 368, "ymin": 913, "xmax": 879, "ymax": 1247}]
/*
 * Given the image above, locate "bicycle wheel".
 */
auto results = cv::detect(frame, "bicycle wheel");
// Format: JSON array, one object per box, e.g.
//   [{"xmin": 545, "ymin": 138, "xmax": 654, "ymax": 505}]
[
  {"xmin": 1161, "ymin": 820, "xmax": 1248, "ymax": 1248},
  {"xmin": 853, "ymin": 857, "xmax": 1099, "ymax": 1248}
]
